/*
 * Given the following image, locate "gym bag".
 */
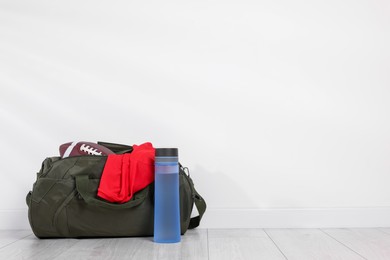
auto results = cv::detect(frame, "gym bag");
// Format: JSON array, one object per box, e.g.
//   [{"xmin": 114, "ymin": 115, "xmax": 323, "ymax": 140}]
[{"xmin": 26, "ymin": 142, "xmax": 206, "ymax": 238}]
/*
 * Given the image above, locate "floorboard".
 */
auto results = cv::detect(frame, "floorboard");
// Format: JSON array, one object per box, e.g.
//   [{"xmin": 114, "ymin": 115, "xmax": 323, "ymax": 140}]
[
  {"xmin": 0, "ymin": 230, "xmax": 32, "ymax": 249},
  {"xmin": 54, "ymin": 237, "xmax": 144, "ymax": 260},
  {"xmin": 0, "ymin": 235, "xmax": 78, "ymax": 260},
  {"xmin": 265, "ymin": 228, "xmax": 365, "ymax": 260},
  {"xmin": 208, "ymin": 229, "xmax": 286, "ymax": 260},
  {"xmin": 130, "ymin": 229, "xmax": 208, "ymax": 260},
  {"xmin": 322, "ymin": 228, "xmax": 390, "ymax": 260}
]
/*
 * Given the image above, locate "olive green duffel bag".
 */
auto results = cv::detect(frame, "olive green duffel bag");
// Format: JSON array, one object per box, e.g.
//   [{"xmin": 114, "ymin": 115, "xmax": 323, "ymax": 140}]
[{"xmin": 26, "ymin": 142, "xmax": 206, "ymax": 238}]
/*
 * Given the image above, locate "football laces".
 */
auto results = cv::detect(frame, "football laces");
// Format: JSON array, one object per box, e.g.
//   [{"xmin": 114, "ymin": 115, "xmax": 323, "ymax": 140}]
[{"xmin": 80, "ymin": 144, "xmax": 103, "ymax": 156}]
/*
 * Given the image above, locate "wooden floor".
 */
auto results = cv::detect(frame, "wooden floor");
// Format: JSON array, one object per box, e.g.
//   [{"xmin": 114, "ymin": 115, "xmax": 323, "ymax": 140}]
[{"xmin": 1, "ymin": 228, "xmax": 390, "ymax": 259}]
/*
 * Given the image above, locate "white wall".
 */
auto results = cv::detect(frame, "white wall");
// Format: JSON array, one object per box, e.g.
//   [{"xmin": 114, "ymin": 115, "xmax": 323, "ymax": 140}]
[{"xmin": 1, "ymin": 0, "xmax": 390, "ymax": 229}]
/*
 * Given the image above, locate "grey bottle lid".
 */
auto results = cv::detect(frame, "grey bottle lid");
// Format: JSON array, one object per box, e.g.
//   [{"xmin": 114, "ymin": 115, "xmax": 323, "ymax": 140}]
[{"xmin": 155, "ymin": 148, "xmax": 178, "ymax": 157}]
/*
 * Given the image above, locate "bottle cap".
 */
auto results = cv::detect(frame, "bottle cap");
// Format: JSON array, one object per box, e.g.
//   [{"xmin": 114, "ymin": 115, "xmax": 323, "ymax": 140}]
[{"xmin": 155, "ymin": 148, "xmax": 178, "ymax": 157}]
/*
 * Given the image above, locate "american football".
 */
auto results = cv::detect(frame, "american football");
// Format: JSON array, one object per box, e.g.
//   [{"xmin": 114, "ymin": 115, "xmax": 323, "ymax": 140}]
[{"xmin": 59, "ymin": 141, "xmax": 114, "ymax": 158}]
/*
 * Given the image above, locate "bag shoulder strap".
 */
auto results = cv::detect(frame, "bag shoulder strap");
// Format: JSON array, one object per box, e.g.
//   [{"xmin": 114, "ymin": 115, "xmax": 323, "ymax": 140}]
[
  {"xmin": 188, "ymin": 185, "xmax": 207, "ymax": 229},
  {"xmin": 180, "ymin": 165, "xmax": 207, "ymax": 229}
]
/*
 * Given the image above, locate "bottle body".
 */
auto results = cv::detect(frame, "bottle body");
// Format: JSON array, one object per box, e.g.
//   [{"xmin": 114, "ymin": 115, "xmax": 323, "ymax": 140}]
[{"xmin": 154, "ymin": 148, "xmax": 181, "ymax": 243}]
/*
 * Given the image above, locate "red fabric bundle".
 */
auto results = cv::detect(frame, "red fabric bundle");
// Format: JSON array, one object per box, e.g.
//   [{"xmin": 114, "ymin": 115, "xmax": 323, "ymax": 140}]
[{"xmin": 97, "ymin": 142, "xmax": 155, "ymax": 203}]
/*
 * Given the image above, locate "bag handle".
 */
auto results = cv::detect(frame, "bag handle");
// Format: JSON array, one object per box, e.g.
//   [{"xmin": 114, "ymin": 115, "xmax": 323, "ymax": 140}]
[
  {"xmin": 75, "ymin": 175, "xmax": 148, "ymax": 209},
  {"xmin": 97, "ymin": 141, "xmax": 133, "ymax": 154}
]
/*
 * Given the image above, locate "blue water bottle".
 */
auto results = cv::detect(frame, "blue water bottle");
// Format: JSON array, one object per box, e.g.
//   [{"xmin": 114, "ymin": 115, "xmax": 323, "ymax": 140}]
[{"xmin": 154, "ymin": 148, "xmax": 181, "ymax": 243}]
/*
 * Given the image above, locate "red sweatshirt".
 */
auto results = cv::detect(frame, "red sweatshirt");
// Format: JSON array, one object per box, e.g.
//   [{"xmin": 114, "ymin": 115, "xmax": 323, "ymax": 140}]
[{"xmin": 97, "ymin": 142, "xmax": 155, "ymax": 203}]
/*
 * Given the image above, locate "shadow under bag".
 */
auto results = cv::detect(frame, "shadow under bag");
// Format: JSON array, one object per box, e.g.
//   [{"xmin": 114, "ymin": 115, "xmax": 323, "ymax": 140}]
[{"xmin": 26, "ymin": 142, "xmax": 206, "ymax": 238}]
